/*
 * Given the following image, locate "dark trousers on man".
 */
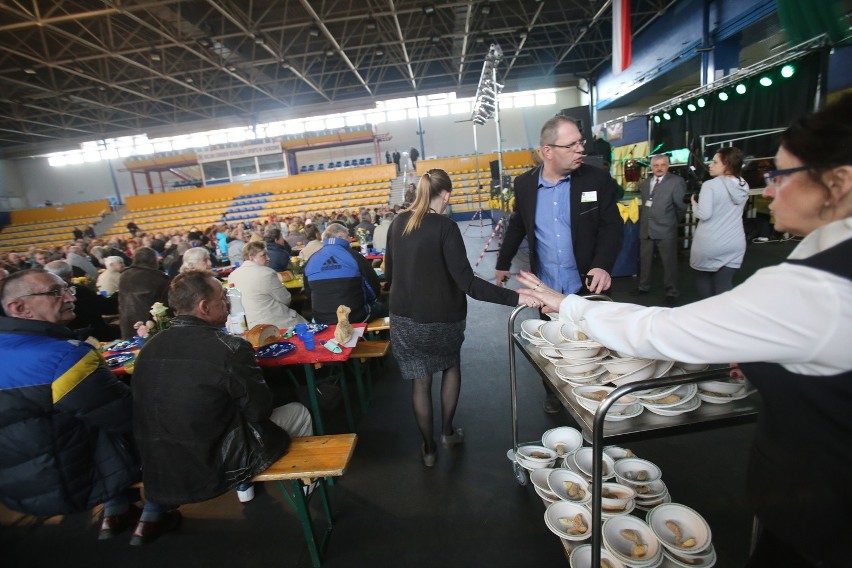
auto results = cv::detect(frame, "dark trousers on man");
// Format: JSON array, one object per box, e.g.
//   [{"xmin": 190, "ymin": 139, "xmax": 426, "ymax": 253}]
[{"xmin": 638, "ymin": 236, "xmax": 679, "ymax": 296}]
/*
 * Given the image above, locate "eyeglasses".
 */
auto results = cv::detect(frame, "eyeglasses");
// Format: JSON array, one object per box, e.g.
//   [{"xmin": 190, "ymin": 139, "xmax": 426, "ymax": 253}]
[
  {"xmin": 19, "ymin": 285, "xmax": 76, "ymax": 299},
  {"xmin": 548, "ymin": 139, "xmax": 586, "ymax": 152},
  {"xmin": 763, "ymin": 166, "xmax": 809, "ymax": 186}
]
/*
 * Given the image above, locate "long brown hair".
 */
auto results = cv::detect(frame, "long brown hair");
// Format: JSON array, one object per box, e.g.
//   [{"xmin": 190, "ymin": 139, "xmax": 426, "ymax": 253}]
[{"xmin": 403, "ymin": 169, "xmax": 452, "ymax": 235}]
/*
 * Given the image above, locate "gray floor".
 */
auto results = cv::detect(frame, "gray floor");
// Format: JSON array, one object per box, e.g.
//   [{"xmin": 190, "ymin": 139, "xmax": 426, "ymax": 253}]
[{"xmin": 1, "ymin": 218, "xmax": 798, "ymax": 567}]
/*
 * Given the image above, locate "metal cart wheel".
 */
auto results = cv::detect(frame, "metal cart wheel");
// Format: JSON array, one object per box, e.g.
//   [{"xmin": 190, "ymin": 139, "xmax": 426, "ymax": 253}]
[{"xmin": 512, "ymin": 461, "xmax": 529, "ymax": 486}]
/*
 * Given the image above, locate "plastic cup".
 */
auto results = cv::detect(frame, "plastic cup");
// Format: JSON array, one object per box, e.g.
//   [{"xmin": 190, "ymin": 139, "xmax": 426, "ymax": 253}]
[
  {"xmin": 303, "ymin": 331, "xmax": 315, "ymax": 350},
  {"xmin": 294, "ymin": 323, "xmax": 307, "ymax": 337}
]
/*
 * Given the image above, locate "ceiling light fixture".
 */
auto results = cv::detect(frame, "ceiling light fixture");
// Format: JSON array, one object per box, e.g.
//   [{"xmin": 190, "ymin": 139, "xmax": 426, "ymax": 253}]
[
  {"xmin": 735, "ymin": 83, "xmax": 747, "ymax": 94},
  {"xmin": 430, "ymin": 34, "xmax": 441, "ymax": 44},
  {"xmin": 24, "ymin": 68, "xmax": 36, "ymax": 75},
  {"xmin": 150, "ymin": 52, "xmax": 161, "ymax": 62},
  {"xmin": 663, "ymin": 112, "xmax": 671, "ymax": 120},
  {"xmin": 653, "ymin": 115, "xmax": 661, "ymax": 124},
  {"xmin": 696, "ymin": 97, "xmax": 706, "ymax": 108},
  {"xmin": 481, "ymin": 3, "xmax": 492, "ymax": 15},
  {"xmin": 780, "ymin": 64, "xmax": 795, "ymax": 78},
  {"xmin": 422, "ymin": 5, "xmax": 436, "ymax": 16},
  {"xmin": 687, "ymin": 103, "xmax": 697, "ymax": 112},
  {"xmin": 309, "ymin": 26, "xmax": 320, "ymax": 38},
  {"xmin": 326, "ymin": 49, "xmax": 336, "ymax": 57},
  {"xmin": 185, "ymin": 77, "xmax": 193, "ymax": 83},
  {"xmin": 366, "ymin": 18, "xmax": 377, "ymax": 30},
  {"xmin": 759, "ymin": 76, "xmax": 773, "ymax": 87},
  {"xmin": 675, "ymin": 107, "xmax": 684, "ymax": 116},
  {"xmin": 718, "ymin": 91, "xmax": 729, "ymax": 101},
  {"xmin": 375, "ymin": 47, "xmax": 384, "ymax": 56}
]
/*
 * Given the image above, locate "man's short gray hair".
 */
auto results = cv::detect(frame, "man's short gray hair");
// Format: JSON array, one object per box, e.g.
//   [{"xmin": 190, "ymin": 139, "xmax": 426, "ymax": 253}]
[
  {"xmin": 44, "ymin": 260, "xmax": 73, "ymax": 281},
  {"xmin": 322, "ymin": 223, "xmax": 350, "ymax": 240},
  {"xmin": 650, "ymin": 153, "xmax": 670, "ymax": 164},
  {"xmin": 181, "ymin": 247, "xmax": 210, "ymax": 273},
  {"xmin": 104, "ymin": 256, "xmax": 124, "ymax": 268}
]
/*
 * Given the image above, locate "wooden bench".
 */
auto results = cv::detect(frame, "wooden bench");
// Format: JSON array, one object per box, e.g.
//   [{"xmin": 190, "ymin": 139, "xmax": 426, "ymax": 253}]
[
  {"xmin": 365, "ymin": 316, "xmax": 390, "ymax": 338},
  {"xmin": 131, "ymin": 434, "xmax": 356, "ymax": 567},
  {"xmin": 348, "ymin": 340, "xmax": 390, "ymax": 413},
  {"xmin": 254, "ymin": 433, "xmax": 357, "ymax": 568}
]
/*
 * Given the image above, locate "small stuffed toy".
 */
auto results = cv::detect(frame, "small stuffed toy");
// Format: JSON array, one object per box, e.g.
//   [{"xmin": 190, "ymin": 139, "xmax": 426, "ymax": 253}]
[{"xmin": 334, "ymin": 305, "xmax": 354, "ymax": 344}]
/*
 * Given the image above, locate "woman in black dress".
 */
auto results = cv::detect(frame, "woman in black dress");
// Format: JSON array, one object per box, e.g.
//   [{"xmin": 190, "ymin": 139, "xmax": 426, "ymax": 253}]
[{"xmin": 385, "ymin": 169, "xmax": 537, "ymax": 466}]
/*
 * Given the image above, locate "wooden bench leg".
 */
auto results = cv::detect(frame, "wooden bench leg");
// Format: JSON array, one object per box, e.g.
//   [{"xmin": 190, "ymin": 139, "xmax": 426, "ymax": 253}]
[
  {"xmin": 349, "ymin": 359, "xmax": 370, "ymax": 415},
  {"xmin": 274, "ymin": 478, "xmax": 334, "ymax": 568}
]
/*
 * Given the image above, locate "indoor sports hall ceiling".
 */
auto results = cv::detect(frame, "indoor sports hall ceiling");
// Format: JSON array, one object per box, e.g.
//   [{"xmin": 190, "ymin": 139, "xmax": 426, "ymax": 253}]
[{"xmin": 0, "ymin": 0, "xmax": 670, "ymax": 158}]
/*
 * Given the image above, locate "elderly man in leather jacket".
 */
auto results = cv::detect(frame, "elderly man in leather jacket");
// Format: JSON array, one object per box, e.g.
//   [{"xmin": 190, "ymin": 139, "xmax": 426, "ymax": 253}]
[
  {"xmin": 0, "ymin": 268, "xmax": 150, "ymax": 542},
  {"xmin": 131, "ymin": 271, "xmax": 311, "ymax": 542}
]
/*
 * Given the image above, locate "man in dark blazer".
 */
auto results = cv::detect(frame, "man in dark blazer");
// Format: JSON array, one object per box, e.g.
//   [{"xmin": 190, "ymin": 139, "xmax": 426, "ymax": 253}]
[
  {"xmin": 495, "ymin": 115, "xmax": 623, "ymax": 413},
  {"xmin": 637, "ymin": 154, "xmax": 687, "ymax": 303}
]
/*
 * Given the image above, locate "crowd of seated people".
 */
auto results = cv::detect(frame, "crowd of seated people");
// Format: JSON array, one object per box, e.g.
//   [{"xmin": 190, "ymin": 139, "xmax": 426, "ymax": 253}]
[{"xmin": 0, "ymin": 202, "xmax": 404, "ymax": 328}]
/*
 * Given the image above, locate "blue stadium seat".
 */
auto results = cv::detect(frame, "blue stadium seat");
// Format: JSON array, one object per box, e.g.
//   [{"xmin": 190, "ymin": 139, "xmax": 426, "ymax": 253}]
[
  {"xmin": 300, "ymin": 165, "xmax": 307, "ymax": 173},
  {"xmin": 335, "ymin": 161, "xmax": 342, "ymax": 168},
  {"xmin": 366, "ymin": 157, "xmax": 372, "ymax": 164},
  {"xmin": 328, "ymin": 162, "xmax": 335, "ymax": 170},
  {"xmin": 358, "ymin": 158, "xmax": 365, "ymax": 165},
  {"xmin": 308, "ymin": 164, "xmax": 315, "ymax": 171},
  {"xmin": 318, "ymin": 163, "xmax": 325, "ymax": 171}
]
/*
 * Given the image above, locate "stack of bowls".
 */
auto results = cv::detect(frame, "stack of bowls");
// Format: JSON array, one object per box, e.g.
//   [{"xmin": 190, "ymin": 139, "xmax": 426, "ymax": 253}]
[
  {"xmin": 569, "ymin": 544, "xmax": 626, "ymax": 568},
  {"xmin": 647, "ymin": 503, "xmax": 716, "ymax": 566},
  {"xmin": 614, "ymin": 458, "xmax": 670, "ymax": 510},
  {"xmin": 530, "ymin": 468, "xmax": 560, "ymax": 504},
  {"xmin": 697, "ymin": 377, "xmax": 750, "ymax": 404},
  {"xmin": 639, "ymin": 384, "xmax": 701, "ymax": 416},
  {"xmin": 600, "ymin": 356, "xmax": 657, "ymax": 388},
  {"xmin": 520, "ymin": 319, "xmax": 550, "ymax": 345},
  {"xmin": 544, "ymin": 501, "xmax": 594, "ymax": 542},
  {"xmin": 542, "ymin": 426, "xmax": 583, "ymax": 460},
  {"xmin": 515, "ymin": 445, "xmax": 558, "ymax": 470},
  {"xmin": 602, "ymin": 515, "xmax": 663, "ymax": 567},
  {"xmin": 547, "ymin": 469, "xmax": 592, "ymax": 504},
  {"xmin": 569, "ymin": 447, "xmax": 616, "ymax": 481},
  {"xmin": 572, "ymin": 385, "xmax": 643, "ymax": 421},
  {"xmin": 600, "ymin": 482, "xmax": 637, "ymax": 517}
]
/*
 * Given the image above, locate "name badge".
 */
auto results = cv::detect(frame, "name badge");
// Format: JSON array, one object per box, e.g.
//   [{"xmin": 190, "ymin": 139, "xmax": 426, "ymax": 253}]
[
  {"xmin": 580, "ymin": 191, "xmax": 598, "ymax": 203},
  {"xmin": 645, "ymin": 198, "xmax": 653, "ymax": 207}
]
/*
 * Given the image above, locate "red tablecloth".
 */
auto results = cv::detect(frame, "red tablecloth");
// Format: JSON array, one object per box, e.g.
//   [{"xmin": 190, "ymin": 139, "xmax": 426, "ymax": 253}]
[
  {"xmin": 364, "ymin": 254, "xmax": 384, "ymax": 261},
  {"xmin": 256, "ymin": 322, "xmax": 366, "ymax": 367}
]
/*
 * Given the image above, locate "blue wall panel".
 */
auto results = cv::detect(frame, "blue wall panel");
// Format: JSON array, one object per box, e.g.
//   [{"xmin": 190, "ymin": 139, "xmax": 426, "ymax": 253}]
[{"xmin": 596, "ymin": 0, "xmax": 776, "ymax": 109}]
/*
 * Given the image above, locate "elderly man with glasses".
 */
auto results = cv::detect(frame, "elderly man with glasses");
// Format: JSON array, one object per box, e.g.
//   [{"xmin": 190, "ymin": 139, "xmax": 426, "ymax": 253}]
[
  {"xmin": 0, "ymin": 268, "xmax": 161, "ymax": 543},
  {"xmin": 495, "ymin": 114, "xmax": 623, "ymax": 414}
]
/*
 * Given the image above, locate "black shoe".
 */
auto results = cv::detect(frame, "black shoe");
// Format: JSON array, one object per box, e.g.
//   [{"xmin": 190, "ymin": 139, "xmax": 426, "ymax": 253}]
[
  {"xmin": 665, "ymin": 295, "xmax": 678, "ymax": 306},
  {"xmin": 543, "ymin": 395, "xmax": 561, "ymax": 414},
  {"xmin": 98, "ymin": 505, "xmax": 142, "ymax": 540},
  {"xmin": 632, "ymin": 288, "xmax": 650, "ymax": 296},
  {"xmin": 129, "ymin": 510, "xmax": 182, "ymax": 546}
]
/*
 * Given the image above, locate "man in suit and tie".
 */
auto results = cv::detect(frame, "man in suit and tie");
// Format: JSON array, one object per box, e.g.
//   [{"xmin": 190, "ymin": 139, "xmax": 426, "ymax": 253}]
[{"xmin": 637, "ymin": 154, "xmax": 687, "ymax": 303}]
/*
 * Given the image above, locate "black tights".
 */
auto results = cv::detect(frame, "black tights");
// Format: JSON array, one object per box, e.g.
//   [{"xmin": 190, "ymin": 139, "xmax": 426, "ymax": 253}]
[{"xmin": 411, "ymin": 364, "xmax": 461, "ymax": 453}]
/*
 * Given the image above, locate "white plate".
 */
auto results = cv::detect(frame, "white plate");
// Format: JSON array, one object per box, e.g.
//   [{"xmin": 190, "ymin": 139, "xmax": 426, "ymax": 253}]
[
  {"xmin": 636, "ymin": 491, "xmax": 673, "ymax": 511},
  {"xmin": 624, "ymin": 478, "xmax": 668, "ymax": 499},
  {"xmin": 544, "ymin": 501, "xmax": 594, "ymax": 541},
  {"xmin": 555, "ymin": 366, "xmax": 608, "ymax": 382},
  {"xmin": 644, "ymin": 396, "xmax": 701, "ymax": 416},
  {"xmin": 697, "ymin": 387, "xmax": 754, "ymax": 404},
  {"xmin": 604, "ymin": 446, "xmax": 639, "ymax": 461},
  {"xmin": 602, "ymin": 516, "xmax": 663, "ymax": 567},
  {"xmin": 675, "ymin": 362, "xmax": 710, "ymax": 372},
  {"xmin": 663, "ymin": 543, "xmax": 717, "ymax": 567},
  {"xmin": 640, "ymin": 384, "xmax": 698, "ymax": 409}
]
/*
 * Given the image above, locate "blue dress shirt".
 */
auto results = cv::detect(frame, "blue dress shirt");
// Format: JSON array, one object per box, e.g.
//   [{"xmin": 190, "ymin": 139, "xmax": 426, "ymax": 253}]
[{"xmin": 533, "ymin": 170, "xmax": 583, "ymax": 294}]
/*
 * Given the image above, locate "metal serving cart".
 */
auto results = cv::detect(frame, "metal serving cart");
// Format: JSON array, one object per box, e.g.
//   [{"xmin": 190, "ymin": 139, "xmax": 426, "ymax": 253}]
[{"xmin": 505, "ymin": 305, "xmax": 761, "ymax": 565}]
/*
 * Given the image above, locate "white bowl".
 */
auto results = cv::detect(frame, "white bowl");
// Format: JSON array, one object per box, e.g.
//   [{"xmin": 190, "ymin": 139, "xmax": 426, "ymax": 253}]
[
  {"xmin": 614, "ymin": 458, "xmax": 662, "ymax": 485},
  {"xmin": 634, "ymin": 384, "xmax": 681, "ymax": 401},
  {"xmin": 698, "ymin": 378, "xmax": 745, "ymax": 395},
  {"xmin": 608, "ymin": 360, "xmax": 658, "ymax": 387},
  {"xmin": 544, "ymin": 501, "xmax": 594, "ymax": 541},
  {"xmin": 570, "ymin": 544, "xmax": 626, "ymax": 568},
  {"xmin": 602, "ymin": 357, "xmax": 654, "ymax": 374},
  {"xmin": 560, "ymin": 327, "xmax": 591, "ymax": 342},
  {"xmin": 643, "ymin": 395, "xmax": 701, "ymax": 416},
  {"xmin": 547, "ymin": 468, "xmax": 591, "ymax": 504},
  {"xmin": 604, "ymin": 446, "xmax": 638, "ymax": 461},
  {"xmin": 520, "ymin": 318, "xmax": 548, "ymax": 339},
  {"xmin": 601, "ymin": 482, "xmax": 636, "ymax": 513},
  {"xmin": 629, "ymin": 478, "xmax": 669, "ymax": 500},
  {"xmin": 558, "ymin": 344, "xmax": 604, "ymax": 359},
  {"xmin": 664, "ymin": 543, "xmax": 717, "ymax": 567},
  {"xmin": 540, "ymin": 321, "xmax": 570, "ymax": 345},
  {"xmin": 555, "ymin": 360, "xmax": 602, "ymax": 374},
  {"xmin": 639, "ymin": 384, "xmax": 697, "ymax": 409},
  {"xmin": 542, "ymin": 426, "xmax": 584, "ymax": 458},
  {"xmin": 516, "ymin": 445, "xmax": 558, "ymax": 469},
  {"xmin": 647, "ymin": 503, "xmax": 713, "ymax": 555},
  {"xmin": 534, "ymin": 484, "xmax": 560, "ymax": 505},
  {"xmin": 539, "ymin": 347, "xmax": 565, "ymax": 361},
  {"xmin": 573, "ymin": 447, "xmax": 616, "ymax": 479},
  {"xmin": 652, "ymin": 360, "xmax": 675, "ymax": 378},
  {"xmin": 530, "ymin": 468, "xmax": 560, "ymax": 500},
  {"xmin": 602, "ymin": 515, "xmax": 662, "ymax": 567},
  {"xmin": 573, "ymin": 385, "xmax": 636, "ymax": 409}
]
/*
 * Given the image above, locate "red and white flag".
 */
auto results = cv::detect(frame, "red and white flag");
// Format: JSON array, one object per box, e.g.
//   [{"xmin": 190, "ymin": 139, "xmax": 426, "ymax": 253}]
[{"xmin": 612, "ymin": 0, "xmax": 632, "ymax": 75}]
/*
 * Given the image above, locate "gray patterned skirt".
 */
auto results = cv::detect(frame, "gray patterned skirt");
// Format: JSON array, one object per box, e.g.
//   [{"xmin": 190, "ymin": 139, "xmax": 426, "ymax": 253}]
[{"xmin": 390, "ymin": 314, "xmax": 466, "ymax": 380}]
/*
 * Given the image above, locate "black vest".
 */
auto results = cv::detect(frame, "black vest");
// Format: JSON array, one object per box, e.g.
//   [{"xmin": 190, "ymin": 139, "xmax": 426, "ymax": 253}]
[{"xmin": 740, "ymin": 236, "xmax": 852, "ymax": 567}]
